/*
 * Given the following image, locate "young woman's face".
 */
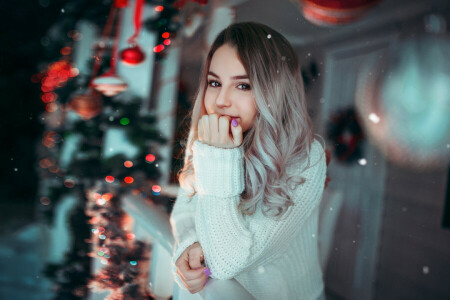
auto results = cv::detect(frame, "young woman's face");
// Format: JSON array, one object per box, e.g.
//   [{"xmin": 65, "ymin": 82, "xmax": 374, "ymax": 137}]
[{"xmin": 204, "ymin": 44, "xmax": 257, "ymax": 133}]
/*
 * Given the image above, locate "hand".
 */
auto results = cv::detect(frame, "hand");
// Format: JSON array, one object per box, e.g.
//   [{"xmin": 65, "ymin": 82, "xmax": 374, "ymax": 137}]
[
  {"xmin": 198, "ymin": 114, "xmax": 243, "ymax": 148},
  {"xmin": 175, "ymin": 242, "xmax": 210, "ymax": 294}
]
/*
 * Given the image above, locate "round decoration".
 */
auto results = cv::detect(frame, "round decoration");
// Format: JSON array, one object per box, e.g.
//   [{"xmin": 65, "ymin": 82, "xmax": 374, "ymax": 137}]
[
  {"xmin": 300, "ymin": 0, "xmax": 380, "ymax": 26},
  {"xmin": 326, "ymin": 107, "xmax": 365, "ymax": 164},
  {"xmin": 355, "ymin": 36, "xmax": 450, "ymax": 170},
  {"xmin": 120, "ymin": 45, "xmax": 146, "ymax": 66},
  {"xmin": 69, "ymin": 90, "xmax": 103, "ymax": 120},
  {"xmin": 91, "ymin": 73, "xmax": 128, "ymax": 97}
]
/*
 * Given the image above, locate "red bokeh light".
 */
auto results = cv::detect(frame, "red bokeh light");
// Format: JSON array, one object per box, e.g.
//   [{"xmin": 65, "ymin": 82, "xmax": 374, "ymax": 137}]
[
  {"xmin": 146, "ymin": 154, "xmax": 156, "ymax": 162},
  {"xmin": 105, "ymin": 176, "xmax": 115, "ymax": 183},
  {"xmin": 152, "ymin": 185, "xmax": 161, "ymax": 193},
  {"xmin": 60, "ymin": 47, "xmax": 72, "ymax": 56},
  {"xmin": 124, "ymin": 176, "xmax": 134, "ymax": 184},
  {"xmin": 153, "ymin": 44, "xmax": 164, "ymax": 53}
]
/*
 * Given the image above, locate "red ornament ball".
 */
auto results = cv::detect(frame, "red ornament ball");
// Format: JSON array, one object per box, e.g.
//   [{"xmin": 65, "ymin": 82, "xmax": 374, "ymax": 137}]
[
  {"xmin": 120, "ymin": 45, "xmax": 146, "ymax": 66},
  {"xmin": 69, "ymin": 90, "xmax": 103, "ymax": 120},
  {"xmin": 300, "ymin": 0, "xmax": 380, "ymax": 26}
]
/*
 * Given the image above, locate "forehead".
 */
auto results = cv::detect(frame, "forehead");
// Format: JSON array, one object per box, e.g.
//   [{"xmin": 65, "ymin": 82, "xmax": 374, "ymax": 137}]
[{"xmin": 209, "ymin": 44, "xmax": 246, "ymax": 75}]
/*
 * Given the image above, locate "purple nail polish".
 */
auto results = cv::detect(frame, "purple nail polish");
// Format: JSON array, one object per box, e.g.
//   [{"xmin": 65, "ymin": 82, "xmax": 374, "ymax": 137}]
[
  {"xmin": 202, "ymin": 268, "xmax": 211, "ymax": 277},
  {"xmin": 231, "ymin": 119, "xmax": 238, "ymax": 127}
]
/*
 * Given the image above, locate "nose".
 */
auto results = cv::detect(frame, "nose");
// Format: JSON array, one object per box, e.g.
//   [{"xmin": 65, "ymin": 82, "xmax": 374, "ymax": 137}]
[{"xmin": 215, "ymin": 86, "xmax": 232, "ymax": 108}]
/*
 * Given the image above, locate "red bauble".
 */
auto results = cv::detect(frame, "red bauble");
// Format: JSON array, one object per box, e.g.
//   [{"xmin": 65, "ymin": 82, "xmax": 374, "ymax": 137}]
[
  {"xmin": 300, "ymin": 0, "xmax": 380, "ymax": 26},
  {"xmin": 120, "ymin": 45, "xmax": 145, "ymax": 66},
  {"xmin": 69, "ymin": 90, "xmax": 103, "ymax": 120},
  {"xmin": 91, "ymin": 72, "xmax": 128, "ymax": 97}
]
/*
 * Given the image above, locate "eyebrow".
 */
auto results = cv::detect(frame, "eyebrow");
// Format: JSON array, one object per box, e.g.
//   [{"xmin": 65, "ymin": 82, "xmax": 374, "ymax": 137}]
[{"xmin": 208, "ymin": 71, "xmax": 249, "ymax": 80}]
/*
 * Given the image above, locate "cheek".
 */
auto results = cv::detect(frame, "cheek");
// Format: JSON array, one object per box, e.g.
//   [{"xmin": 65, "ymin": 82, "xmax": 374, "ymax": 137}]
[{"xmin": 203, "ymin": 93, "xmax": 213, "ymax": 112}]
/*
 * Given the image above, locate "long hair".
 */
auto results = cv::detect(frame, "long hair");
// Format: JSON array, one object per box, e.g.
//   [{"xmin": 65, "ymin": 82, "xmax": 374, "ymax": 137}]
[{"xmin": 177, "ymin": 22, "xmax": 317, "ymax": 219}]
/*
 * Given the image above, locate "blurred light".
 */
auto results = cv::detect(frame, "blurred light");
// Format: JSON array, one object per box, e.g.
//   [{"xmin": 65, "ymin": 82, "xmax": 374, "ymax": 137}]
[
  {"xmin": 126, "ymin": 233, "xmax": 135, "ymax": 239},
  {"xmin": 124, "ymin": 160, "xmax": 133, "ymax": 168},
  {"xmin": 40, "ymin": 197, "xmax": 51, "ymax": 205},
  {"xmin": 41, "ymin": 92, "xmax": 58, "ymax": 103},
  {"xmin": 45, "ymin": 102, "xmax": 58, "ymax": 112},
  {"xmin": 146, "ymin": 154, "xmax": 156, "ymax": 162},
  {"xmin": 60, "ymin": 47, "xmax": 72, "ymax": 55},
  {"xmin": 124, "ymin": 176, "xmax": 134, "ymax": 184},
  {"xmin": 105, "ymin": 176, "xmax": 115, "ymax": 183},
  {"xmin": 152, "ymin": 185, "xmax": 161, "ymax": 193},
  {"xmin": 96, "ymin": 198, "xmax": 106, "ymax": 205},
  {"xmin": 120, "ymin": 117, "xmax": 130, "ymax": 125},
  {"xmin": 155, "ymin": 5, "xmax": 164, "ymax": 12},
  {"xmin": 153, "ymin": 44, "xmax": 164, "ymax": 53},
  {"xmin": 64, "ymin": 179, "xmax": 75, "ymax": 188},
  {"xmin": 70, "ymin": 67, "xmax": 79, "ymax": 77},
  {"xmin": 162, "ymin": 32, "xmax": 169, "ymax": 38},
  {"xmin": 130, "ymin": 261, "xmax": 137, "ymax": 265},
  {"xmin": 358, "ymin": 158, "xmax": 367, "ymax": 165},
  {"xmin": 163, "ymin": 39, "xmax": 171, "ymax": 46},
  {"xmin": 102, "ymin": 193, "xmax": 113, "ymax": 201},
  {"xmin": 368, "ymin": 113, "xmax": 380, "ymax": 124}
]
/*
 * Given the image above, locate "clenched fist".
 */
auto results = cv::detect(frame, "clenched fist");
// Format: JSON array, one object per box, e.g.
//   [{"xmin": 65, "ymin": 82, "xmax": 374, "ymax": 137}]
[
  {"xmin": 198, "ymin": 114, "xmax": 243, "ymax": 148},
  {"xmin": 175, "ymin": 242, "xmax": 210, "ymax": 294}
]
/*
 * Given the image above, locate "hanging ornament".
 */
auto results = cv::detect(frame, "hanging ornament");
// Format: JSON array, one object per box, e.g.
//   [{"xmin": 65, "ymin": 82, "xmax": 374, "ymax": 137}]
[
  {"xmin": 299, "ymin": 0, "xmax": 381, "ymax": 26},
  {"xmin": 355, "ymin": 35, "xmax": 450, "ymax": 170},
  {"xmin": 120, "ymin": 45, "xmax": 146, "ymax": 66},
  {"xmin": 120, "ymin": 0, "xmax": 146, "ymax": 66},
  {"xmin": 68, "ymin": 90, "xmax": 103, "ymax": 120},
  {"xmin": 91, "ymin": 2, "xmax": 128, "ymax": 96},
  {"xmin": 91, "ymin": 72, "xmax": 128, "ymax": 97}
]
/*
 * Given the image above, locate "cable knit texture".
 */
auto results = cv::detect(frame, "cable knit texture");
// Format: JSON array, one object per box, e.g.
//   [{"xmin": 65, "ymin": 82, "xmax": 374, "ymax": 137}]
[{"xmin": 170, "ymin": 139, "xmax": 327, "ymax": 300}]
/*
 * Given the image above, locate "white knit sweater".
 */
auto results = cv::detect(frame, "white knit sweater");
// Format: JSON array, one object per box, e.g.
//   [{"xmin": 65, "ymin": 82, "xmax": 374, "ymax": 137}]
[{"xmin": 170, "ymin": 139, "xmax": 327, "ymax": 300}]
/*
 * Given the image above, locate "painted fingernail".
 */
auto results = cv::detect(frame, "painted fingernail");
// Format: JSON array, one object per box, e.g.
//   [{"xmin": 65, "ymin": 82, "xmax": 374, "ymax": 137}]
[
  {"xmin": 231, "ymin": 119, "xmax": 238, "ymax": 127},
  {"xmin": 202, "ymin": 268, "xmax": 211, "ymax": 277}
]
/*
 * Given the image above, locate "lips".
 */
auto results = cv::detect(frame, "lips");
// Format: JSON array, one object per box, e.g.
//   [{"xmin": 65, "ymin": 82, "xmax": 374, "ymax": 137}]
[{"xmin": 220, "ymin": 114, "xmax": 239, "ymax": 119}]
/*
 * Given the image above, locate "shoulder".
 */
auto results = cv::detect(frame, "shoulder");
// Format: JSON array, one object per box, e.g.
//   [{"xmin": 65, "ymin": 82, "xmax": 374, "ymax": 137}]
[{"xmin": 287, "ymin": 138, "xmax": 326, "ymax": 177}]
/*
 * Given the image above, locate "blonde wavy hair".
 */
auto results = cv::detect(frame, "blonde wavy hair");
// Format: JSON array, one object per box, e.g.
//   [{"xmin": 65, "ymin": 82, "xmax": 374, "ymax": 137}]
[{"xmin": 177, "ymin": 22, "xmax": 319, "ymax": 219}]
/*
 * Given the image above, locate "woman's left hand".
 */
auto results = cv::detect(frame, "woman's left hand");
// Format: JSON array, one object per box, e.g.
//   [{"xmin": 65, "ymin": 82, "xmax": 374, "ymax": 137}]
[{"xmin": 198, "ymin": 114, "xmax": 243, "ymax": 148}]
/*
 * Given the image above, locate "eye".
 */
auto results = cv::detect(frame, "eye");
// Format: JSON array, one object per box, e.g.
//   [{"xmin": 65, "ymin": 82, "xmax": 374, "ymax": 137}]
[
  {"xmin": 238, "ymin": 83, "xmax": 251, "ymax": 91},
  {"xmin": 208, "ymin": 80, "xmax": 220, "ymax": 87}
]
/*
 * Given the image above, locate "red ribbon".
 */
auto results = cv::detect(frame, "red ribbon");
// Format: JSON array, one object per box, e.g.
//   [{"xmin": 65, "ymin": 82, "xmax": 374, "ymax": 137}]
[{"xmin": 127, "ymin": 0, "xmax": 145, "ymax": 45}]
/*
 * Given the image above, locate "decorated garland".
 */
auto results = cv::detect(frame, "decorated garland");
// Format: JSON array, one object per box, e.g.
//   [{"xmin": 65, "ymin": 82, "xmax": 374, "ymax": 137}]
[{"xmin": 326, "ymin": 106, "xmax": 365, "ymax": 164}]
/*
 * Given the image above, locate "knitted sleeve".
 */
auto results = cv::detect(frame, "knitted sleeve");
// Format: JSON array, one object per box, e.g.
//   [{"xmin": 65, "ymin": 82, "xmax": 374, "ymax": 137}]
[
  {"xmin": 169, "ymin": 187, "xmax": 199, "ymax": 289},
  {"xmin": 192, "ymin": 139, "xmax": 326, "ymax": 280}
]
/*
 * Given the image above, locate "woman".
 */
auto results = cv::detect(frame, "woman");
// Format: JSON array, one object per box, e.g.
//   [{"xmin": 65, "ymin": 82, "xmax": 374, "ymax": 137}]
[{"xmin": 170, "ymin": 22, "xmax": 327, "ymax": 300}]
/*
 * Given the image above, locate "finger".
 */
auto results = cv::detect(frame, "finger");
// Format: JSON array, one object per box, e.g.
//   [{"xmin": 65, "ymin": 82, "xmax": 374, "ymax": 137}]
[
  {"xmin": 230, "ymin": 118, "xmax": 243, "ymax": 147},
  {"xmin": 176, "ymin": 253, "xmax": 192, "ymax": 281},
  {"xmin": 180, "ymin": 265, "xmax": 208, "ymax": 281},
  {"xmin": 184, "ymin": 274, "xmax": 208, "ymax": 294},
  {"xmin": 218, "ymin": 116, "xmax": 231, "ymax": 146},
  {"xmin": 198, "ymin": 119, "xmax": 203, "ymax": 142},
  {"xmin": 209, "ymin": 114, "xmax": 219, "ymax": 144},
  {"xmin": 188, "ymin": 247, "xmax": 204, "ymax": 269},
  {"xmin": 201, "ymin": 115, "xmax": 210, "ymax": 143}
]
